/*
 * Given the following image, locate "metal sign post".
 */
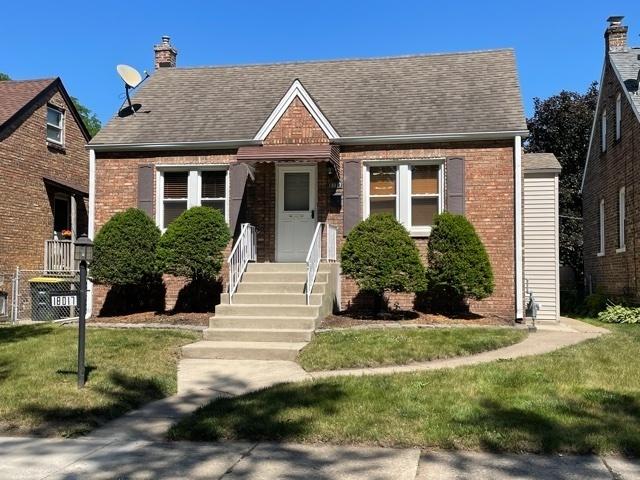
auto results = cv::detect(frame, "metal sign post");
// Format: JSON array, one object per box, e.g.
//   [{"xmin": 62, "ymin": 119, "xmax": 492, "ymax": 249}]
[{"xmin": 77, "ymin": 259, "xmax": 87, "ymax": 388}]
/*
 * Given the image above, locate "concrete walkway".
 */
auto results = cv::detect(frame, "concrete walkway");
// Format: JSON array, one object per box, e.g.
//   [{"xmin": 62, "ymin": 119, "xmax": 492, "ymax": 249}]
[{"xmin": 1, "ymin": 436, "xmax": 638, "ymax": 479}]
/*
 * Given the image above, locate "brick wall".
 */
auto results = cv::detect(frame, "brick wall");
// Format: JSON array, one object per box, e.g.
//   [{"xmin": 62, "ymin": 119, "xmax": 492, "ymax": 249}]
[
  {"xmin": 0, "ymin": 88, "xmax": 88, "ymax": 273},
  {"xmin": 583, "ymin": 61, "xmax": 640, "ymax": 298},
  {"xmin": 93, "ymin": 101, "xmax": 517, "ymax": 319},
  {"xmin": 92, "ymin": 150, "xmax": 235, "ymax": 315}
]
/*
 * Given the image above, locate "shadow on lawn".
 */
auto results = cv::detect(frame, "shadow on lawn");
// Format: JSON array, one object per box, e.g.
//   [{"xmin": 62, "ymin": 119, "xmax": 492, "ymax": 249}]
[
  {"xmin": 0, "ymin": 324, "xmax": 54, "ymax": 344},
  {"xmin": 19, "ymin": 371, "xmax": 166, "ymax": 437},
  {"xmin": 461, "ymin": 390, "xmax": 640, "ymax": 456},
  {"xmin": 169, "ymin": 382, "xmax": 345, "ymax": 442}
]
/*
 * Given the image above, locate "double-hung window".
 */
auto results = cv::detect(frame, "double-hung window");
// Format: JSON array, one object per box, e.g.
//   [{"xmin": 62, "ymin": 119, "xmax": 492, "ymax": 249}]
[
  {"xmin": 46, "ymin": 106, "xmax": 64, "ymax": 145},
  {"xmin": 615, "ymin": 93, "xmax": 622, "ymax": 141},
  {"xmin": 157, "ymin": 167, "xmax": 228, "ymax": 230},
  {"xmin": 365, "ymin": 161, "xmax": 443, "ymax": 235},
  {"xmin": 601, "ymin": 109, "xmax": 607, "ymax": 153},
  {"xmin": 617, "ymin": 187, "xmax": 626, "ymax": 252},
  {"xmin": 598, "ymin": 198, "xmax": 605, "ymax": 256}
]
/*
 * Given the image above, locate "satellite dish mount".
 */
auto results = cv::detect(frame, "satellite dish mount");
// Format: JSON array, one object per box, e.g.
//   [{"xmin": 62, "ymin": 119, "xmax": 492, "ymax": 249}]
[{"xmin": 116, "ymin": 64, "xmax": 149, "ymax": 117}]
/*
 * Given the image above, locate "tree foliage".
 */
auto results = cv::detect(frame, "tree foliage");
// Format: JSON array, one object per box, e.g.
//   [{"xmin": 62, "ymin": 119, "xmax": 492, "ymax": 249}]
[
  {"xmin": 526, "ymin": 82, "xmax": 598, "ymax": 279},
  {"xmin": 0, "ymin": 72, "xmax": 10, "ymax": 81},
  {"xmin": 71, "ymin": 96, "xmax": 101, "ymax": 137},
  {"xmin": 426, "ymin": 212, "xmax": 494, "ymax": 311},
  {"xmin": 91, "ymin": 208, "xmax": 161, "ymax": 286},
  {"xmin": 157, "ymin": 207, "xmax": 231, "ymax": 281},
  {"xmin": 341, "ymin": 214, "xmax": 427, "ymax": 311}
]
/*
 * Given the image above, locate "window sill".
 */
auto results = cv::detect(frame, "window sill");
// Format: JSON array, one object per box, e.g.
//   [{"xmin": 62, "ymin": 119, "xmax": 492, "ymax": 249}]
[
  {"xmin": 616, "ymin": 247, "xmax": 626, "ymax": 254},
  {"xmin": 409, "ymin": 227, "xmax": 432, "ymax": 238},
  {"xmin": 47, "ymin": 141, "xmax": 66, "ymax": 152},
  {"xmin": 597, "ymin": 252, "xmax": 605, "ymax": 257}
]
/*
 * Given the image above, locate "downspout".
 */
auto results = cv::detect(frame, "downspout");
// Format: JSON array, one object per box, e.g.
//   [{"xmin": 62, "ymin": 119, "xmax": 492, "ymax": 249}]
[
  {"xmin": 87, "ymin": 148, "xmax": 96, "ymax": 318},
  {"xmin": 514, "ymin": 136, "xmax": 524, "ymax": 321}
]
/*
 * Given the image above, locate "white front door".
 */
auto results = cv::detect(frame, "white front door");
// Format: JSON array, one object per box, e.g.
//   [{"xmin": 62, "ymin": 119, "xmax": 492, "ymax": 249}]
[{"xmin": 276, "ymin": 165, "xmax": 317, "ymax": 262}]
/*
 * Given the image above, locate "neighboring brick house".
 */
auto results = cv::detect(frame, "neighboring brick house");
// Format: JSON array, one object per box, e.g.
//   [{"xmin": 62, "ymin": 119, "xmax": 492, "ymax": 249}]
[
  {"xmin": 0, "ymin": 78, "xmax": 90, "ymax": 278},
  {"xmin": 583, "ymin": 17, "xmax": 640, "ymax": 298},
  {"xmin": 89, "ymin": 36, "xmax": 532, "ymax": 323}
]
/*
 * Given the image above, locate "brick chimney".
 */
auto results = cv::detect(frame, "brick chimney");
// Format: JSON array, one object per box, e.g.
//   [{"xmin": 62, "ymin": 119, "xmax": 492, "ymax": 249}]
[
  {"xmin": 154, "ymin": 35, "xmax": 178, "ymax": 69},
  {"xmin": 605, "ymin": 16, "xmax": 628, "ymax": 54}
]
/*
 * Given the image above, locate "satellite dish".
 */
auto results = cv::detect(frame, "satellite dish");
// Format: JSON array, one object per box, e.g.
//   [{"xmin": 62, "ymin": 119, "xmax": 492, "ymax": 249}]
[
  {"xmin": 117, "ymin": 64, "xmax": 143, "ymax": 88},
  {"xmin": 115, "ymin": 64, "xmax": 149, "ymax": 117}
]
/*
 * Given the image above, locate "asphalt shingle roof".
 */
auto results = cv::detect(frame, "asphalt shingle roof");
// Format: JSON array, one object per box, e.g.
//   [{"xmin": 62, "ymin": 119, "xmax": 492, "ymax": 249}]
[
  {"xmin": 0, "ymin": 78, "xmax": 56, "ymax": 127},
  {"xmin": 523, "ymin": 153, "xmax": 561, "ymax": 172},
  {"xmin": 609, "ymin": 48, "xmax": 640, "ymax": 118},
  {"xmin": 91, "ymin": 49, "xmax": 527, "ymax": 146}
]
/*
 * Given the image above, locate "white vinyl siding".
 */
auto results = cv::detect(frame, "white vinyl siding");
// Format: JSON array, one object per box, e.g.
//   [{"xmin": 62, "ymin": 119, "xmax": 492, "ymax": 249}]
[{"xmin": 523, "ymin": 173, "xmax": 559, "ymax": 321}]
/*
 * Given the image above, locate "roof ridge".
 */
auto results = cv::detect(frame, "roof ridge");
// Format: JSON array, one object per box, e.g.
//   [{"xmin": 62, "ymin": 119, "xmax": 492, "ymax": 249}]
[
  {"xmin": 0, "ymin": 77, "xmax": 57, "ymax": 84},
  {"xmin": 164, "ymin": 48, "xmax": 515, "ymax": 72}
]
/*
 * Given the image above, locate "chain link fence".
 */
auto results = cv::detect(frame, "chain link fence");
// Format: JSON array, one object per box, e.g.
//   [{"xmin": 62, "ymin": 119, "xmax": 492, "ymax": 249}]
[{"xmin": 0, "ymin": 268, "xmax": 80, "ymax": 324}]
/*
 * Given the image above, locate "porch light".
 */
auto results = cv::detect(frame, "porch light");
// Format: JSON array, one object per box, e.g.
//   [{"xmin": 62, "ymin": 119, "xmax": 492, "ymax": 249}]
[{"xmin": 74, "ymin": 234, "xmax": 94, "ymax": 263}]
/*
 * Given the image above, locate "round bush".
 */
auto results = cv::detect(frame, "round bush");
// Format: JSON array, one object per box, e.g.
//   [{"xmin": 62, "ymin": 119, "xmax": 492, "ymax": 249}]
[
  {"xmin": 157, "ymin": 206, "xmax": 231, "ymax": 281},
  {"xmin": 341, "ymin": 214, "xmax": 426, "ymax": 310},
  {"xmin": 91, "ymin": 208, "xmax": 161, "ymax": 286},
  {"xmin": 427, "ymin": 212, "xmax": 494, "ymax": 309}
]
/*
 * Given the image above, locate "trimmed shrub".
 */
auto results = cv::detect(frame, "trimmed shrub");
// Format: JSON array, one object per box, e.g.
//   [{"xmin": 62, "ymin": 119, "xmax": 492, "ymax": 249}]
[
  {"xmin": 341, "ymin": 214, "xmax": 427, "ymax": 313},
  {"xmin": 91, "ymin": 208, "xmax": 161, "ymax": 286},
  {"xmin": 426, "ymin": 212, "xmax": 493, "ymax": 312},
  {"xmin": 582, "ymin": 291, "xmax": 609, "ymax": 317},
  {"xmin": 598, "ymin": 304, "xmax": 640, "ymax": 324},
  {"xmin": 157, "ymin": 206, "xmax": 231, "ymax": 282}
]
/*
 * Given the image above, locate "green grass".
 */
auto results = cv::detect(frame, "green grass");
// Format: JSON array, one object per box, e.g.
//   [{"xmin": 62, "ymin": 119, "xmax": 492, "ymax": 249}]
[
  {"xmin": 0, "ymin": 324, "xmax": 197, "ymax": 436},
  {"xmin": 170, "ymin": 322, "xmax": 640, "ymax": 456},
  {"xmin": 298, "ymin": 328, "xmax": 527, "ymax": 371}
]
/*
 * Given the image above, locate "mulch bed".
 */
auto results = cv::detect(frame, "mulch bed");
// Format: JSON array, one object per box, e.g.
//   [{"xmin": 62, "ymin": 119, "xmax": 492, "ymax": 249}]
[
  {"xmin": 319, "ymin": 311, "xmax": 512, "ymax": 329},
  {"xmin": 90, "ymin": 311, "xmax": 210, "ymax": 326}
]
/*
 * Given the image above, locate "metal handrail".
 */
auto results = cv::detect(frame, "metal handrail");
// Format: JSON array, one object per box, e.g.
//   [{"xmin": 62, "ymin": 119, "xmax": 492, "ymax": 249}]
[
  {"xmin": 304, "ymin": 222, "xmax": 338, "ymax": 305},
  {"xmin": 228, "ymin": 223, "xmax": 256, "ymax": 303},
  {"xmin": 305, "ymin": 223, "xmax": 323, "ymax": 305}
]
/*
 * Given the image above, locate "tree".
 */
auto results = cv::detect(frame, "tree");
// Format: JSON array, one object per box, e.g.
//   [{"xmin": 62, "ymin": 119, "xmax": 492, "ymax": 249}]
[
  {"xmin": 341, "ymin": 214, "xmax": 427, "ymax": 313},
  {"xmin": 157, "ymin": 206, "xmax": 231, "ymax": 282},
  {"xmin": 526, "ymin": 82, "xmax": 598, "ymax": 280},
  {"xmin": 426, "ymin": 212, "xmax": 494, "ymax": 313},
  {"xmin": 91, "ymin": 208, "xmax": 161, "ymax": 286},
  {"xmin": 71, "ymin": 96, "xmax": 101, "ymax": 137},
  {"xmin": 0, "ymin": 71, "xmax": 101, "ymax": 137}
]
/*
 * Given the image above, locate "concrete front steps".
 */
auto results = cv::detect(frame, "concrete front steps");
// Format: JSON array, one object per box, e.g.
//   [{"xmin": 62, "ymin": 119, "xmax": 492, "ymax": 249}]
[{"xmin": 181, "ymin": 262, "xmax": 337, "ymax": 361}]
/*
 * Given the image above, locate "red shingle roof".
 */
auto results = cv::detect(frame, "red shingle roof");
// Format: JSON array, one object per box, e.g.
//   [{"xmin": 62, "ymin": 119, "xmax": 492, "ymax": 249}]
[{"xmin": 0, "ymin": 78, "xmax": 56, "ymax": 127}]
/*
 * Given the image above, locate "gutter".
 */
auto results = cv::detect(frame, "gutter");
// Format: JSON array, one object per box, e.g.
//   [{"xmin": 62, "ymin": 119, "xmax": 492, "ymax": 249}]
[{"xmin": 86, "ymin": 130, "xmax": 530, "ymax": 152}]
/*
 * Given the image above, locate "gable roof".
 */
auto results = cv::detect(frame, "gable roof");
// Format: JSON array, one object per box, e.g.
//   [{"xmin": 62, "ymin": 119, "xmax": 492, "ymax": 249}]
[
  {"xmin": 523, "ymin": 153, "xmax": 561, "ymax": 172},
  {"xmin": 609, "ymin": 48, "xmax": 640, "ymax": 121},
  {"xmin": 581, "ymin": 48, "xmax": 640, "ymax": 191},
  {"xmin": 0, "ymin": 77, "xmax": 92, "ymax": 141},
  {"xmin": 91, "ymin": 49, "xmax": 527, "ymax": 149},
  {"xmin": 0, "ymin": 78, "xmax": 56, "ymax": 126}
]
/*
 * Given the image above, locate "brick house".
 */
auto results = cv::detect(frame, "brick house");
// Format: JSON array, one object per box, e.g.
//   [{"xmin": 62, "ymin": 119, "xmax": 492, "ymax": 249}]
[
  {"xmin": 583, "ymin": 17, "xmax": 640, "ymax": 298},
  {"xmin": 0, "ymin": 78, "xmax": 90, "ymax": 277},
  {"xmin": 88, "ymin": 36, "xmax": 537, "ymax": 333}
]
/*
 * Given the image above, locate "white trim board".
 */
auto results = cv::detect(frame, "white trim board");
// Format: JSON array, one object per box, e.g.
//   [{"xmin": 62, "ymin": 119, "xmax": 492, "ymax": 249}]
[{"xmin": 254, "ymin": 80, "xmax": 339, "ymax": 141}]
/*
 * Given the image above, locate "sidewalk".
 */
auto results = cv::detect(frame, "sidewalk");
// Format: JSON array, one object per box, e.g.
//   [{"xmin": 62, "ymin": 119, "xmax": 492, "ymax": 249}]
[{"xmin": 1, "ymin": 436, "xmax": 638, "ymax": 479}]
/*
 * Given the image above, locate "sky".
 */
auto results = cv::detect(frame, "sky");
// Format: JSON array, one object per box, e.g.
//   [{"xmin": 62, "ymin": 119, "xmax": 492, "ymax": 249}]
[{"xmin": 4, "ymin": 1, "xmax": 640, "ymax": 125}]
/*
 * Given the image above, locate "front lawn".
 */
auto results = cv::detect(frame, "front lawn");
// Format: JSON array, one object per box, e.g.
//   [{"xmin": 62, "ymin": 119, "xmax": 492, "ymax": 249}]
[
  {"xmin": 170, "ymin": 322, "xmax": 640, "ymax": 456},
  {"xmin": 0, "ymin": 324, "xmax": 197, "ymax": 436},
  {"xmin": 298, "ymin": 327, "xmax": 527, "ymax": 371}
]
